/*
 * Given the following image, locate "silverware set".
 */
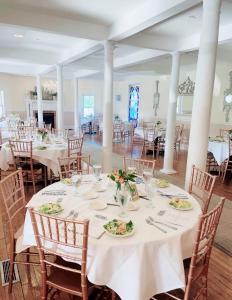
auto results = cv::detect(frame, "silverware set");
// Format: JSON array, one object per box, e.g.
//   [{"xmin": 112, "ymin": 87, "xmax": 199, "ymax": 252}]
[{"xmin": 157, "ymin": 190, "xmax": 188, "ymax": 199}]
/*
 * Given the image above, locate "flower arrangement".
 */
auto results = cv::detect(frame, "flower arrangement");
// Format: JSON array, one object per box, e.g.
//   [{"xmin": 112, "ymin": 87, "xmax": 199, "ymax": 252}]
[
  {"xmin": 37, "ymin": 128, "xmax": 48, "ymax": 141},
  {"xmin": 108, "ymin": 169, "xmax": 137, "ymax": 192}
]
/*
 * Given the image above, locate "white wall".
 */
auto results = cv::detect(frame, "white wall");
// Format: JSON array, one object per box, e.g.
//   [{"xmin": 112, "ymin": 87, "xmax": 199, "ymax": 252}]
[{"xmin": 1, "ymin": 56, "xmax": 232, "ymax": 134}]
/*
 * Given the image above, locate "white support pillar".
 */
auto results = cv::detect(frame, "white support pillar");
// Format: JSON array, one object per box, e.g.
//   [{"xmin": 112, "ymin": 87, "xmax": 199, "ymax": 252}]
[
  {"xmin": 185, "ymin": 0, "xmax": 222, "ymax": 189},
  {"xmin": 74, "ymin": 77, "xmax": 80, "ymax": 134},
  {"xmin": 56, "ymin": 64, "xmax": 64, "ymax": 130},
  {"xmin": 36, "ymin": 74, "xmax": 43, "ymax": 126},
  {"xmin": 103, "ymin": 40, "xmax": 114, "ymax": 172},
  {"xmin": 161, "ymin": 52, "xmax": 180, "ymax": 174}
]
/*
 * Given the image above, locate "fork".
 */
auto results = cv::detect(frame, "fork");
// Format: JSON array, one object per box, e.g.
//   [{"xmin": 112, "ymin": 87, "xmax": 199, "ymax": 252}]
[
  {"xmin": 148, "ymin": 216, "xmax": 178, "ymax": 230},
  {"xmin": 145, "ymin": 218, "xmax": 167, "ymax": 233}
]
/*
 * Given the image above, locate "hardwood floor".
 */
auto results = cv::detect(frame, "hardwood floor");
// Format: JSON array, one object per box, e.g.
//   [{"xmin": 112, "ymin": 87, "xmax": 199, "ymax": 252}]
[{"xmin": 0, "ymin": 135, "xmax": 232, "ymax": 300}]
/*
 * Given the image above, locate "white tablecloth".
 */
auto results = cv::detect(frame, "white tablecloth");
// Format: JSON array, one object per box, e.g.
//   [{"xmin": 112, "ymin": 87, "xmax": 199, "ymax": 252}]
[
  {"xmin": 208, "ymin": 141, "xmax": 228, "ymax": 165},
  {"xmin": 22, "ymin": 175, "xmax": 201, "ymax": 300},
  {"xmin": 0, "ymin": 141, "xmax": 68, "ymax": 176}
]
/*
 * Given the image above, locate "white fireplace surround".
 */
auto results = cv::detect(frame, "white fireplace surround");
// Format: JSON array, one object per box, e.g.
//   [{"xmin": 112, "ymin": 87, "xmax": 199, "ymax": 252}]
[{"xmin": 25, "ymin": 99, "xmax": 57, "ymax": 120}]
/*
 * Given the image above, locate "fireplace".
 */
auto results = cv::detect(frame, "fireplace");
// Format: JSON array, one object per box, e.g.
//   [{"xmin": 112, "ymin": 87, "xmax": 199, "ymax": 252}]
[{"xmin": 34, "ymin": 111, "xmax": 56, "ymax": 129}]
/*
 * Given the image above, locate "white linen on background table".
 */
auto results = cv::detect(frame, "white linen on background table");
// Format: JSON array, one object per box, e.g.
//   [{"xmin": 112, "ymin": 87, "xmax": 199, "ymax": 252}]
[
  {"xmin": 22, "ymin": 175, "xmax": 201, "ymax": 300},
  {"xmin": 0, "ymin": 142, "xmax": 68, "ymax": 176},
  {"xmin": 208, "ymin": 141, "xmax": 228, "ymax": 165}
]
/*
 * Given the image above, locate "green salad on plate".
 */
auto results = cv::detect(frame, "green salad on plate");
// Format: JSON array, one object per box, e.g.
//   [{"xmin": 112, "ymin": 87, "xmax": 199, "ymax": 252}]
[
  {"xmin": 169, "ymin": 198, "xmax": 192, "ymax": 210},
  {"xmin": 103, "ymin": 219, "xmax": 134, "ymax": 236},
  {"xmin": 38, "ymin": 202, "xmax": 63, "ymax": 215}
]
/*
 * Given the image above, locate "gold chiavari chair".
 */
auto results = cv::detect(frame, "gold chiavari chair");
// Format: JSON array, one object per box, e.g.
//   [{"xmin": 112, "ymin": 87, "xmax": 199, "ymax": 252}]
[
  {"xmin": 68, "ymin": 136, "xmax": 84, "ymax": 157},
  {"xmin": 188, "ymin": 165, "xmax": 217, "ymax": 214},
  {"xmin": 0, "ymin": 169, "xmax": 40, "ymax": 293},
  {"xmin": 58, "ymin": 155, "xmax": 91, "ymax": 179},
  {"xmin": 9, "ymin": 140, "xmax": 45, "ymax": 193},
  {"xmin": 143, "ymin": 128, "xmax": 157, "ymax": 159},
  {"xmin": 29, "ymin": 208, "xmax": 91, "ymax": 300},
  {"xmin": 220, "ymin": 137, "xmax": 232, "ymax": 183},
  {"xmin": 113, "ymin": 122, "xmax": 123, "ymax": 142},
  {"xmin": 122, "ymin": 156, "xmax": 156, "ymax": 176},
  {"xmin": 142, "ymin": 121, "xmax": 155, "ymax": 130},
  {"xmin": 130, "ymin": 133, "xmax": 145, "ymax": 158},
  {"xmin": 152, "ymin": 197, "xmax": 225, "ymax": 300},
  {"xmin": 51, "ymin": 128, "xmax": 69, "ymax": 139}
]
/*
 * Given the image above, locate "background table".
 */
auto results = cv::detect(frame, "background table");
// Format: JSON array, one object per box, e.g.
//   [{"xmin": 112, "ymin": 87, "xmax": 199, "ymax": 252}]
[
  {"xmin": 208, "ymin": 141, "xmax": 228, "ymax": 165},
  {"xmin": 0, "ymin": 141, "xmax": 68, "ymax": 176},
  {"xmin": 23, "ymin": 175, "xmax": 201, "ymax": 300}
]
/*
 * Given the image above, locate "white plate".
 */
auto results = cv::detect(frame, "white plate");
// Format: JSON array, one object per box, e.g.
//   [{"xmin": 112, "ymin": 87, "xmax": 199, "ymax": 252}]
[
  {"xmin": 127, "ymin": 202, "xmax": 139, "ymax": 211},
  {"xmin": 104, "ymin": 228, "xmax": 135, "ymax": 238},
  {"xmin": 82, "ymin": 191, "xmax": 98, "ymax": 200},
  {"xmin": 89, "ymin": 201, "xmax": 107, "ymax": 210}
]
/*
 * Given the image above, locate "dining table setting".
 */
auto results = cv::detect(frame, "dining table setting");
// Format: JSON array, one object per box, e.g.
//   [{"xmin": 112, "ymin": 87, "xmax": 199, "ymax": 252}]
[
  {"xmin": 208, "ymin": 136, "xmax": 229, "ymax": 165},
  {"xmin": 0, "ymin": 135, "xmax": 68, "ymax": 176},
  {"xmin": 22, "ymin": 169, "xmax": 202, "ymax": 300}
]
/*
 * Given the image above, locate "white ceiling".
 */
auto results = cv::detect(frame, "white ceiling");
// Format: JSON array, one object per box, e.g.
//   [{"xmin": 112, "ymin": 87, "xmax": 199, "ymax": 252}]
[
  {"xmin": 0, "ymin": 0, "xmax": 146, "ymax": 26},
  {"xmin": 0, "ymin": 0, "xmax": 232, "ymax": 79}
]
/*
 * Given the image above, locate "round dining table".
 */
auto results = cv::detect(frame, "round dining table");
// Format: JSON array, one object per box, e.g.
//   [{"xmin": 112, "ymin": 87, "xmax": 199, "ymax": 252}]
[
  {"xmin": 22, "ymin": 174, "xmax": 201, "ymax": 300},
  {"xmin": 0, "ymin": 139, "xmax": 68, "ymax": 176}
]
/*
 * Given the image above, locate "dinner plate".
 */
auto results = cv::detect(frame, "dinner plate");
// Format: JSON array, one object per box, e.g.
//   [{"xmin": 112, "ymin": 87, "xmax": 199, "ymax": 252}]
[
  {"xmin": 168, "ymin": 199, "xmax": 193, "ymax": 211},
  {"xmin": 82, "ymin": 191, "xmax": 98, "ymax": 200},
  {"xmin": 104, "ymin": 228, "xmax": 135, "ymax": 238},
  {"xmin": 89, "ymin": 200, "xmax": 107, "ymax": 210}
]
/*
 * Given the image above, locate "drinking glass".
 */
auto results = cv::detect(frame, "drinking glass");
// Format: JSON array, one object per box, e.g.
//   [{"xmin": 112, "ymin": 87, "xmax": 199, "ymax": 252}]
[
  {"xmin": 142, "ymin": 169, "xmax": 153, "ymax": 185},
  {"xmin": 127, "ymin": 166, "xmax": 137, "ymax": 173},
  {"xmin": 145, "ymin": 183, "xmax": 155, "ymax": 208},
  {"xmin": 93, "ymin": 165, "xmax": 102, "ymax": 181},
  {"xmin": 117, "ymin": 187, "xmax": 130, "ymax": 218},
  {"xmin": 71, "ymin": 171, "xmax": 82, "ymax": 195}
]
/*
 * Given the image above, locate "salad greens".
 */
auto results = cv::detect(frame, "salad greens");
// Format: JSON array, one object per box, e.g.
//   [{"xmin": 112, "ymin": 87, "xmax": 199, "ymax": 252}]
[{"xmin": 104, "ymin": 219, "xmax": 134, "ymax": 236}]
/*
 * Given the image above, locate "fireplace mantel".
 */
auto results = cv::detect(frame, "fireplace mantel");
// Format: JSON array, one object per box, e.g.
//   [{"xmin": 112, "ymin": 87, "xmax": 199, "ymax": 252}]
[{"xmin": 25, "ymin": 99, "xmax": 57, "ymax": 120}]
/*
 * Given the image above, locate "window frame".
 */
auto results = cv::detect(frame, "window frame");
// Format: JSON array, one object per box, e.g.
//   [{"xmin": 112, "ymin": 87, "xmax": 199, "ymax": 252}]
[{"xmin": 82, "ymin": 94, "xmax": 95, "ymax": 118}]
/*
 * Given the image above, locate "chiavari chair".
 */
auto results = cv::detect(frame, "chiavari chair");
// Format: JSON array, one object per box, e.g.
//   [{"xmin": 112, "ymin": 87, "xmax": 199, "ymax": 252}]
[
  {"xmin": 29, "ymin": 208, "xmax": 91, "ymax": 300},
  {"xmin": 143, "ymin": 128, "xmax": 157, "ymax": 159},
  {"xmin": 51, "ymin": 128, "xmax": 69, "ymax": 139},
  {"xmin": 122, "ymin": 156, "xmax": 156, "ymax": 176},
  {"xmin": 68, "ymin": 136, "xmax": 84, "ymax": 157},
  {"xmin": 152, "ymin": 197, "xmax": 225, "ymax": 300},
  {"xmin": 58, "ymin": 155, "xmax": 91, "ymax": 179},
  {"xmin": 0, "ymin": 169, "xmax": 40, "ymax": 293},
  {"xmin": 220, "ymin": 137, "xmax": 232, "ymax": 182},
  {"xmin": 113, "ymin": 122, "xmax": 123, "ymax": 142},
  {"xmin": 142, "ymin": 121, "xmax": 155, "ymax": 130},
  {"xmin": 9, "ymin": 140, "xmax": 45, "ymax": 193},
  {"xmin": 130, "ymin": 133, "xmax": 145, "ymax": 158},
  {"xmin": 188, "ymin": 165, "xmax": 216, "ymax": 214}
]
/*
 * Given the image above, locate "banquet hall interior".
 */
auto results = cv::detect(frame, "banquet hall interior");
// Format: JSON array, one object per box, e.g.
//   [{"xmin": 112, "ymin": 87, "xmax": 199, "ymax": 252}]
[{"xmin": 0, "ymin": 0, "xmax": 232, "ymax": 299}]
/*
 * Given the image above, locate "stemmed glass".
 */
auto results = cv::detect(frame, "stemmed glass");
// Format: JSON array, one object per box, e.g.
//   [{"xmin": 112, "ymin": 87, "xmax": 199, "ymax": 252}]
[
  {"xmin": 142, "ymin": 169, "xmax": 155, "ymax": 208},
  {"xmin": 71, "ymin": 170, "xmax": 82, "ymax": 195},
  {"xmin": 93, "ymin": 165, "xmax": 102, "ymax": 181},
  {"xmin": 117, "ymin": 187, "xmax": 131, "ymax": 218}
]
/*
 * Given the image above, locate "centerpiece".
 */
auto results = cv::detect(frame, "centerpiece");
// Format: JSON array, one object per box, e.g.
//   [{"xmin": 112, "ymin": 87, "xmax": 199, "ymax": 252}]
[
  {"xmin": 108, "ymin": 169, "xmax": 138, "ymax": 217},
  {"xmin": 37, "ymin": 128, "xmax": 48, "ymax": 142}
]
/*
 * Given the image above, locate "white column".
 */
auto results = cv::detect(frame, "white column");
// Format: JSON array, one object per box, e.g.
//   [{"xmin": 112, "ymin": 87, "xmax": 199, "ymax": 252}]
[
  {"xmin": 56, "ymin": 64, "xmax": 64, "ymax": 130},
  {"xmin": 185, "ymin": 0, "xmax": 222, "ymax": 189},
  {"xmin": 161, "ymin": 52, "xmax": 180, "ymax": 174},
  {"xmin": 74, "ymin": 77, "xmax": 80, "ymax": 134},
  {"xmin": 103, "ymin": 40, "xmax": 114, "ymax": 172},
  {"xmin": 36, "ymin": 74, "xmax": 43, "ymax": 126}
]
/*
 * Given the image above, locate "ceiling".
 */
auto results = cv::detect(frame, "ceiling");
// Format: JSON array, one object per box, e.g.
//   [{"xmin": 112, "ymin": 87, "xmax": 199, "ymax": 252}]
[{"xmin": 0, "ymin": 0, "xmax": 232, "ymax": 79}]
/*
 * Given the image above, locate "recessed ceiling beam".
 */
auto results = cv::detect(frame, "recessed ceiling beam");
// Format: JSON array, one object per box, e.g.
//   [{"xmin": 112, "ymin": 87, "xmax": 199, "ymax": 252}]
[{"xmin": 109, "ymin": 0, "xmax": 202, "ymax": 41}]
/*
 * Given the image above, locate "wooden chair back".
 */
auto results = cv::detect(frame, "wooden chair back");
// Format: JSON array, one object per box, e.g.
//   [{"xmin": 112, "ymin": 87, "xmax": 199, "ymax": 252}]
[
  {"xmin": 123, "ymin": 156, "xmax": 155, "ymax": 176},
  {"xmin": 9, "ymin": 140, "xmax": 33, "ymax": 168},
  {"xmin": 143, "ymin": 122, "xmax": 155, "ymax": 130},
  {"xmin": 184, "ymin": 197, "xmax": 225, "ymax": 300},
  {"xmin": 58, "ymin": 155, "xmax": 90, "ymax": 179},
  {"xmin": 68, "ymin": 136, "xmax": 84, "ymax": 157},
  {"xmin": 188, "ymin": 165, "xmax": 216, "ymax": 214},
  {"xmin": 0, "ymin": 169, "xmax": 26, "ymax": 239},
  {"xmin": 29, "ymin": 208, "xmax": 89, "ymax": 298}
]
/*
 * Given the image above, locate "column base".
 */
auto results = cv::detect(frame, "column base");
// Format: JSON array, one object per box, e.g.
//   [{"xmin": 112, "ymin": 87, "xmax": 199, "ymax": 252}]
[{"xmin": 160, "ymin": 168, "xmax": 177, "ymax": 175}]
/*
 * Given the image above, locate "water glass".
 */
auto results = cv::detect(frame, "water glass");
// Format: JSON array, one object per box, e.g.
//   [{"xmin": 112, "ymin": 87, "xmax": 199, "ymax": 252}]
[
  {"xmin": 117, "ymin": 188, "xmax": 130, "ymax": 218},
  {"xmin": 93, "ymin": 165, "xmax": 102, "ymax": 181},
  {"xmin": 142, "ymin": 169, "xmax": 153, "ymax": 185},
  {"xmin": 145, "ymin": 183, "xmax": 155, "ymax": 208},
  {"xmin": 127, "ymin": 166, "xmax": 137, "ymax": 173},
  {"xmin": 71, "ymin": 171, "xmax": 82, "ymax": 194}
]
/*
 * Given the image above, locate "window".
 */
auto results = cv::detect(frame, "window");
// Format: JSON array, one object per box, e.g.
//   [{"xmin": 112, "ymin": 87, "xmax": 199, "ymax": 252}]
[
  {"xmin": 0, "ymin": 91, "xmax": 5, "ymax": 118},
  {"xmin": 83, "ymin": 95, "xmax": 94, "ymax": 117},
  {"xmin": 128, "ymin": 85, "xmax": 139, "ymax": 123}
]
